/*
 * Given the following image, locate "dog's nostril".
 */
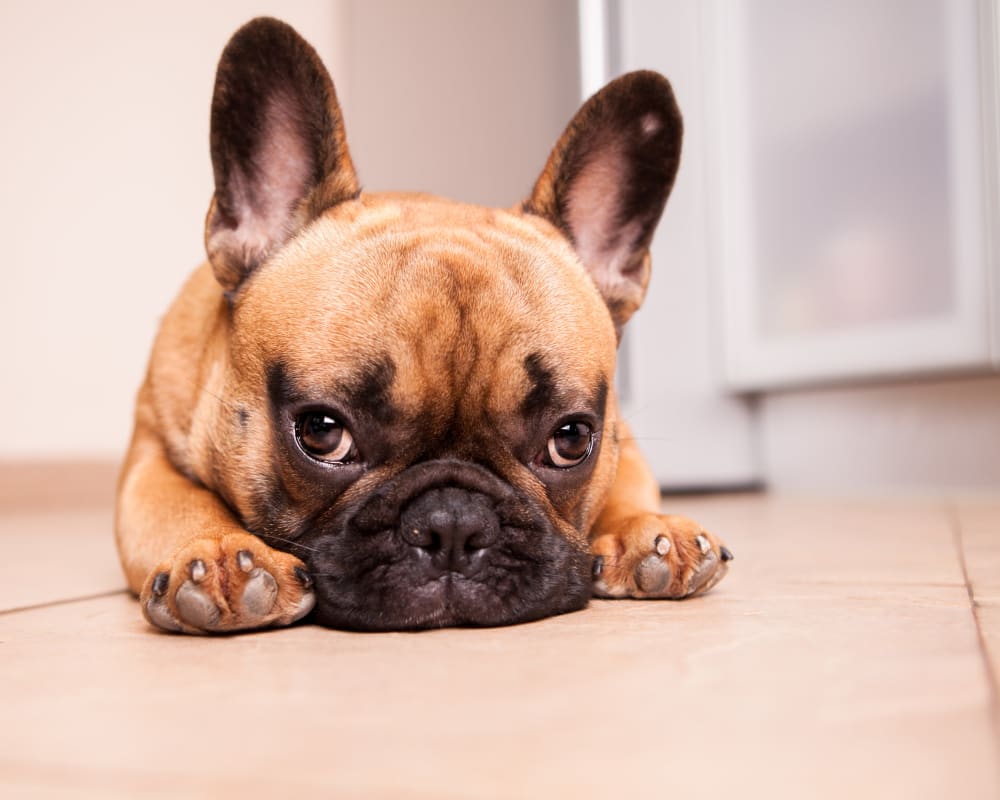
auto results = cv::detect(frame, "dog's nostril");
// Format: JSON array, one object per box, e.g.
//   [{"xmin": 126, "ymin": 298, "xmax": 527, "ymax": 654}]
[
  {"xmin": 464, "ymin": 529, "xmax": 491, "ymax": 552},
  {"xmin": 427, "ymin": 513, "xmax": 475, "ymax": 555},
  {"xmin": 405, "ymin": 525, "xmax": 434, "ymax": 549},
  {"xmin": 399, "ymin": 487, "xmax": 500, "ymax": 572}
]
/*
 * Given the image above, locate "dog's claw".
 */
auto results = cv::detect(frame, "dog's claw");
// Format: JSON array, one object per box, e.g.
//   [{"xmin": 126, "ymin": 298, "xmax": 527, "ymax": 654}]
[
  {"xmin": 151, "ymin": 572, "xmax": 169, "ymax": 597},
  {"xmin": 294, "ymin": 566, "xmax": 313, "ymax": 590},
  {"xmin": 189, "ymin": 559, "xmax": 207, "ymax": 583},
  {"xmin": 237, "ymin": 550, "xmax": 254, "ymax": 573},
  {"xmin": 592, "ymin": 555, "xmax": 604, "ymax": 580},
  {"xmin": 654, "ymin": 534, "xmax": 671, "ymax": 556},
  {"xmin": 695, "ymin": 534, "xmax": 710, "ymax": 555},
  {"xmin": 720, "ymin": 546, "xmax": 734, "ymax": 562}
]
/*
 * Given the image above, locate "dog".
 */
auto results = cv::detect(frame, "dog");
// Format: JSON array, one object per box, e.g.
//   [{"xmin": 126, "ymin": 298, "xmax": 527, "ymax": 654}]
[{"xmin": 114, "ymin": 17, "xmax": 732, "ymax": 634}]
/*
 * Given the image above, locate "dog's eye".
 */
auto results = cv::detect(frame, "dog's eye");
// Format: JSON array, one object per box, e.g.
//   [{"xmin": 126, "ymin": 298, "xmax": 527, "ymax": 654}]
[
  {"xmin": 295, "ymin": 411, "xmax": 355, "ymax": 463},
  {"xmin": 544, "ymin": 421, "xmax": 594, "ymax": 468}
]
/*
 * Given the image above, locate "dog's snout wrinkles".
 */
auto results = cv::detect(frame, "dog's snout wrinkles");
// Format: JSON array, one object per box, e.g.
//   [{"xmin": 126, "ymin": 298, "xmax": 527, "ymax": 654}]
[{"xmin": 401, "ymin": 487, "xmax": 498, "ymax": 574}]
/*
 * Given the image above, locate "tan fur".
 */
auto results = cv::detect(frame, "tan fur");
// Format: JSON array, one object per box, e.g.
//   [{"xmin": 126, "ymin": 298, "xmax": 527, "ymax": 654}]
[
  {"xmin": 116, "ymin": 191, "xmax": 729, "ymax": 630},
  {"xmin": 115, "ymin": 18, "xmax": 729, "ymax": 634},
  {"xmin": 119, "ymin": 194, "xmax": 620, "ymax": 584}
]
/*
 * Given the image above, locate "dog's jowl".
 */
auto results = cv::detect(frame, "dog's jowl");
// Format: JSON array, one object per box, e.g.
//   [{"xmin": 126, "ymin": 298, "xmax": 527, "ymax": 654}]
[{"xmin": 114, "ymin": 17, "xmax": 732, "ymax": 634}]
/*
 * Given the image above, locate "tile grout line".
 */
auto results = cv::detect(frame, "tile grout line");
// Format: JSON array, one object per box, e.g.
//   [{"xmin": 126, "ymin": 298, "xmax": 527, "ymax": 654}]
[
  {"xmin": 0, "ymin": 588, "xmax": 129, "ymax": 618},
  {"xmin": 948, "ymin": 502, "xmax": 1000, "ymax": 764}
]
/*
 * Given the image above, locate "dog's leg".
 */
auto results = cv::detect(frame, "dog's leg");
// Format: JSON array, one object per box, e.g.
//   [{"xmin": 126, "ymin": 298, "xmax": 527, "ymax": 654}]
[
  {"xmin": 589, "ymin": 423, "xmax": 732, "ymax": 599},
  {"xmin": 116, "ymin": 410, "xmax": 315, "ymax": 634}
]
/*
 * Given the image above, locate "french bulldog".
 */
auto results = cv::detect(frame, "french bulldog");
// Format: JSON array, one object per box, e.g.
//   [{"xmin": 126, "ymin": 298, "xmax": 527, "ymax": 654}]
[{"xmin": 114, "ymin": 17, "xmax": 732, "ymax": 634}]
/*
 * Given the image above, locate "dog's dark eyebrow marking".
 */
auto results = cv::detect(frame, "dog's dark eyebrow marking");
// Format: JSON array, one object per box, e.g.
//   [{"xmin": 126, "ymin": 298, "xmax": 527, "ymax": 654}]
[
  {"xmin": 521, "ymin": 352, "xmax": 556, "ymax": 418},
  {"xmin": 345, "ymin": 356, "xmax": 398, "ymax": 426},
  {"xmin": 267, "ymin": 362, "xmax": 306, "ymax": 408},
  {"xmin": 592, "ymin": 375, "xmax": 609, "ymax": 418},
  {"xmin": 266, "ymin": 357, "xmax": 398, "ymax": 427},
  {"xmin": 521, "ymin": 353, "xmax": 608, "ymax": 421}
]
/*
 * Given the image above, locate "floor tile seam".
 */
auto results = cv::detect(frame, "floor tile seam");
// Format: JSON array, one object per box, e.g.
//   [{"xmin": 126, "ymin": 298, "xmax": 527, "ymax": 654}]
[
  {"xmin": 0, "ymin": 588, "xmax": 129, "ymax": 617},
  {"xmin": 949, "ymin": 503, "xmax": 1000, "ymax": 762}
]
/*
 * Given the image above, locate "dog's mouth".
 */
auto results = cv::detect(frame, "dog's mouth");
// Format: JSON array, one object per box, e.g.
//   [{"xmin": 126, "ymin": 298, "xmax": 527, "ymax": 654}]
[{"xmin": 298, "ymin": 460, "xmax": 591, "ymax": 631}]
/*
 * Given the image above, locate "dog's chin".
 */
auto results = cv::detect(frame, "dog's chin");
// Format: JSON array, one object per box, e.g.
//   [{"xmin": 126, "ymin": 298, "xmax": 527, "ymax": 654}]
[
  {"xmin": 307, "ymin": 535, "xmax": 592, "ymax": 632},
  {"xmin": 311, "ymin": 569, "xmax": 591, "ymax": 631}
]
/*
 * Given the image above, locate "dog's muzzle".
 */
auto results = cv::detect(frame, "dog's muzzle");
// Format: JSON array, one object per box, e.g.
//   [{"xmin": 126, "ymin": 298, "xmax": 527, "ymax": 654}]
[{"xmin": 305, "ymin": 459, "xmax": 591, "ymax": 630}]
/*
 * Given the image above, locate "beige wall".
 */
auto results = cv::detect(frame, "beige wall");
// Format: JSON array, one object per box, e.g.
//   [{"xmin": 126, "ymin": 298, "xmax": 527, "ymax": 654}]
[
  {"xmin": 342, "ymin": 0, "xmax": 580, "ymax": 207},
  {"xmin": 0, "ymin": 1, "xmax": 349, "ymax": 458},
  {"xmin": 0, "ymin": 1, "xmax": 578, "ymax": 459},
  {"xmin": 759, "ymin": 376, "xmax": 1000, "ymax": 493},
  {"xmin": 5, "ymin": 0, "xmax": 995, "ymax": 493}
]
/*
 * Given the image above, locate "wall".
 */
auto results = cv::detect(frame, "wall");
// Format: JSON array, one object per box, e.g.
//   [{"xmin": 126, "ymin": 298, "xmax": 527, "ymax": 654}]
[
  {"xmin": 341, "ymin": 0, "xmax": 580, "ymax": 207},
  {"xmin": 0, "ymin": 1, "xmax": 348, "ymax": 459},
  {"xmin": 4, "ymin": 0, "xmax": 996, "ymax": 495},
  {"xmin": 760, "ymin": 376, "xmax": 1000, "ymax": 492},
  {"xmin": 0, "ymin": 0, "xmax": 580, "ymax": 461}
]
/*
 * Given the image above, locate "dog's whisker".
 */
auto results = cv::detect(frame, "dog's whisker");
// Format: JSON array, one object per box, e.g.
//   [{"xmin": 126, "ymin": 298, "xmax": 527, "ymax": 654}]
[
  {"xmin": 260, "ymin": 533, "xmax": 322, "ymax": 554},
  {"xmin": 190, "ymin": 379, "xmax": 241, "ymax": 414}
]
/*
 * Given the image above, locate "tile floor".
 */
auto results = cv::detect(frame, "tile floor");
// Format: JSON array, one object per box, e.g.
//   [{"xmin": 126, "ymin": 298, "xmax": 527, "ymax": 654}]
[{"xmin": 0, "ymin": 480, "xmax": 998, "ymax": 799}]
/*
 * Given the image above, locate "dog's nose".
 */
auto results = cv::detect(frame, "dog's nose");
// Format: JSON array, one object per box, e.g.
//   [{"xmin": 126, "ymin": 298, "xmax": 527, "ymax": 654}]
[
  {"xmin": 400, "ymin": 487, "xmax": 498, "ymax": 575},
  {"xmin": 425, "ymin": 507, "xmax": 480, "ymax": 554}
]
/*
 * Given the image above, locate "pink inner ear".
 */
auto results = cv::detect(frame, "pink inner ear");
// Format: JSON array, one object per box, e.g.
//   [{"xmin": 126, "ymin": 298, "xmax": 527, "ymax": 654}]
[
  {"xmin": 232, "ymin": 89, "xmax": 315, "ymax": 254},
  {"xmin": 564, "ymin": 139, "xmax": 642, "ymax": 291}
]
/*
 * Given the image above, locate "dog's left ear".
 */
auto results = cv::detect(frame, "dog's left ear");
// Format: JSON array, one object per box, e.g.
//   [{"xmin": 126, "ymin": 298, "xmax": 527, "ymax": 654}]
[
  {"xmin": 205, "ymin": 17, "xmax": 359, "ymax": 294},
  {"xmin": 524, "ymin": 71, "xmax": 682, "ymax": 336}
]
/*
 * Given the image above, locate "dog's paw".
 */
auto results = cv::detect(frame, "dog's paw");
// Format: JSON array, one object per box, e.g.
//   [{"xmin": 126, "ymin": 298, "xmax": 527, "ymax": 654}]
[
  {"xmin": 140, "ymin": 533, "xmax": 316, "ymax": 634},
  {"xmin": 590, "ymin": 514, "xmax": 732, "ymax": 599}
]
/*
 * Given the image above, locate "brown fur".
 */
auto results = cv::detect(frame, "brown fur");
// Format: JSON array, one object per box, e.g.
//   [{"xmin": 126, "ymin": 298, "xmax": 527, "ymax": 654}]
[{"xmin": 115, "ymin": 17, "xmax": 730, "ymax": 634}]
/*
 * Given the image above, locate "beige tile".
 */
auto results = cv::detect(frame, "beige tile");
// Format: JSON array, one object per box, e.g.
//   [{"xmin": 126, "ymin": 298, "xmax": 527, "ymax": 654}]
[
  {"xmin": 954, "ymin": 500, "xmax": 1000, "ymax": 702},
  {"xmin": 0, "ymin": 508, "xmax": 125, "ymax": 612},
  {"xmin": 1, "ymin": 494, "xmax": 997, "ymax": 798},
  {"xmin": 976, "ymin": 602, "xmax": 1000, "ymax": 703},
  {"xmin": 665, "ymin": 494, "xmax": 966, "ymax": 591},
  {"xmin": 1, "ymin": 559, "xmax": 997, "ymax": 798},
  {"xmin": 955, "ymin": 500, "xmax": 1000, "ymax": 603}
]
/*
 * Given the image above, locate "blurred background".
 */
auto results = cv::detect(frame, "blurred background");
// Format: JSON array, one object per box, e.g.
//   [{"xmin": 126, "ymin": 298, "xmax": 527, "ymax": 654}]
[{"xmin": 0, "ymin": 0, "xmax": 997, "ymax": 495}]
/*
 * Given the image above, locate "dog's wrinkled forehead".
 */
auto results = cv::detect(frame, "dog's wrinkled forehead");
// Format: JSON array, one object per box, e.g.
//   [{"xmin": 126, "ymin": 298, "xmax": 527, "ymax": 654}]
[{"xmin": 232, "ymin": 196, "xmax": 617, "ymax": 419}]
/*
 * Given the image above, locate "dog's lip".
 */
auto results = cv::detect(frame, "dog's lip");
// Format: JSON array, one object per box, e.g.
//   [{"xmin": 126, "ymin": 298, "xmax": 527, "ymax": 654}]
[
  {"xmin": 312, "ymin": 570, "xmax": 499, "ymax": 629},
  {"xmin": 396, "ymin": 577, "xmax": 464, "ymax": 628}
]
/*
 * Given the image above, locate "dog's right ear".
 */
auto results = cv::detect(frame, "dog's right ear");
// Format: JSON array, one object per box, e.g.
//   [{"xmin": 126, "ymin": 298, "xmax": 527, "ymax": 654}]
[{"xmin": 205, "ymin": 17, "xmax": 359, "ymax": 294}]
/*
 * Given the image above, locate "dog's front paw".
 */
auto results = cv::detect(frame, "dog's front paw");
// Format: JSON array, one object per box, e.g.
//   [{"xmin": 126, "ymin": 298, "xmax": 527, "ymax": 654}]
[
  {"xmin": 140, "ymin": 533, "xmax": 316, "ymax": 634},
  {"xmin": 591, "ymin": 514, "xmax": 732, "ymax": 599}
]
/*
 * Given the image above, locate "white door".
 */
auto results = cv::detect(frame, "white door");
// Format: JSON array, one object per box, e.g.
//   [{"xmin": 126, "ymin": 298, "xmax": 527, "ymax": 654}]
[
  {"xmin": 593, "ymin": 0, "xmax": 1000, "ymax": 489},
  {"xmin": 705, "ymin": 0, "xmax": 999, "ymax": 390}
]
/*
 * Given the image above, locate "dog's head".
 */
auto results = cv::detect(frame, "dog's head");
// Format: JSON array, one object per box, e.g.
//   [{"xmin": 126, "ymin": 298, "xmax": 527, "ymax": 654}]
[{"xmin": 200, "ymin": 18, "xmax": 682, "ymax": 630}]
